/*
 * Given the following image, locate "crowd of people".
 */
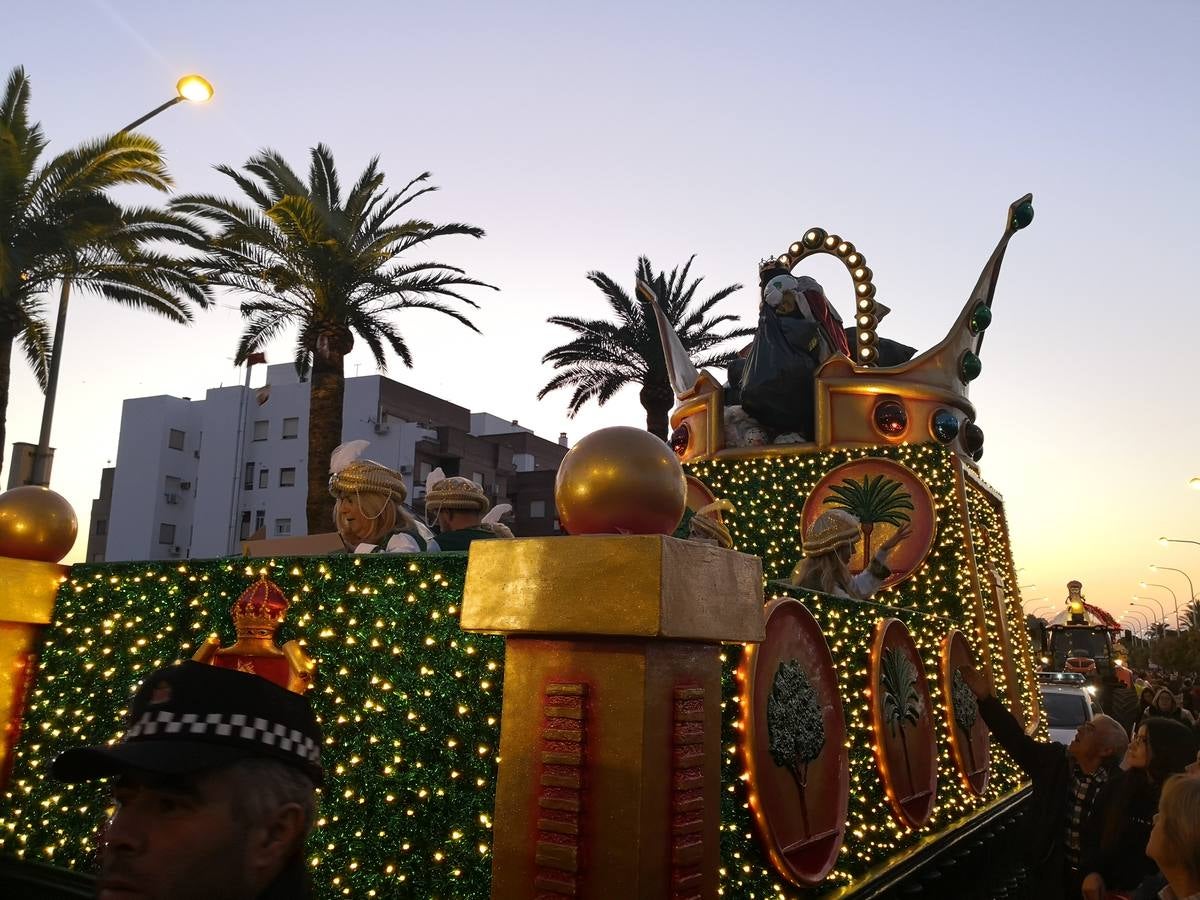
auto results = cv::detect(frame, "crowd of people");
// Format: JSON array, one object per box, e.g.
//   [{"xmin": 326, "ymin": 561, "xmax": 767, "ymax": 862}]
[{"xmin": 963, "ymin": 666, "xmax": 1200, "ymax": 900}]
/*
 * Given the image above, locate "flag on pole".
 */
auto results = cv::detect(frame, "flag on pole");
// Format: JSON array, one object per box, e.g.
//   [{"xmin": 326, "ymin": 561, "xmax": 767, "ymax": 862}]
[{"xmin": 246, "ymin": 352, "xmax": 267, "ymax": 366}]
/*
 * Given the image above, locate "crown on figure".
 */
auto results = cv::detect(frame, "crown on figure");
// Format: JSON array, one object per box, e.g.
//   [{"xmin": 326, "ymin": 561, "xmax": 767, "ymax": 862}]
[
  {"xmin": 232, "ymin": 575, "xmax": 289, "ymax": 635},
  {"xmin": 758, "ymin": 256, "xmax": 791, "ymax": 288}
]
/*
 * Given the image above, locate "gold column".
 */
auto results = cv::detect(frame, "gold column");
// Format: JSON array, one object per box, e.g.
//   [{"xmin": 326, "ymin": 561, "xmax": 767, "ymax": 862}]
[
  {"xmin": 0, "ymin": 557, "xmax": 65, "ymax": 781},
  {"xmin": 462, "ymin": 534, "xmax": 764, "ymax": 900}
]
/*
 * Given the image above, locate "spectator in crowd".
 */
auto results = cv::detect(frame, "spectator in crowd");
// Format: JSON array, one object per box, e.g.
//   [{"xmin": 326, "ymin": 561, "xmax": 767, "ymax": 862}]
[
  {"xmin": 1151, "ymin": 689, "xmax": 1196, "ymax": 728},
  {"xmin": 52, "ymin": 661, "xmax": 323, "ymax": 900},
  {"xmin": 961, "ymin": 665, "xmax": 1128, "ymax": 899},
  {"xmin": 1145, "ymin": 775, "xmax": 1200, "ymax": 900},
  {"xmin": 1080, "ymin": 718, "xmax": 1199, "ymax": 899},
  {"xmin": 1135, "ymin": 687, "xmax": 1160, "ymax": 733}
]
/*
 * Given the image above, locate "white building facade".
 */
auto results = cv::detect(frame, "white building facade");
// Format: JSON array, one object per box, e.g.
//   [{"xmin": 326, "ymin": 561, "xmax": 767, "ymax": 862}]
[{"xmin": 90, "ymin": 364, "xmax": 565, "ymax": 562}]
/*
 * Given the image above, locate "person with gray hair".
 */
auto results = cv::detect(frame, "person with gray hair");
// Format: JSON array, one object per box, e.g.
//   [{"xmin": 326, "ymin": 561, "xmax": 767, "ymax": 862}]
[
  {"xmin": 52, "ymin": 661, "xmax": 322, "ymax": 899},
  {"xmin": 961, "ymin": 665, "xmax": 1129, "ymax": 900}
]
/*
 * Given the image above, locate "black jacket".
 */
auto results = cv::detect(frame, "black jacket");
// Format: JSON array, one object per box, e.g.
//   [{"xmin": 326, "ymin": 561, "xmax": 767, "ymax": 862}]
[
  {"xmin": 1080, "ymin": 769, "xmax": 1159, "ymax": 891},
  {"xmin": 978, "ymin": 695, "xmax": 1095, "ymax": 899}
]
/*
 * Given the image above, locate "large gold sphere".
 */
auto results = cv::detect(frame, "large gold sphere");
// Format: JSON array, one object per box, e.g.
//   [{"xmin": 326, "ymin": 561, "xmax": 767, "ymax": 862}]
[
  {"xmin": 554, "ymin": 426, "xmax": 687, "ymax": 535},
  {"xmin": 0, "ymin": 486, "xmax": 78, "ymax": 563}
]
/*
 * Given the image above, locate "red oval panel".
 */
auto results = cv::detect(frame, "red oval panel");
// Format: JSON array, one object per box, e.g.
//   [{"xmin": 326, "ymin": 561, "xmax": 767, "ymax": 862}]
[
  {"xmin": 739, "ymin": 598, "xmax": 848, "ymax": 886},
  {"xmin": 940, "ymin": 629, "xmax": 989, "ymax": 796},
  {"xmin": 869, "ymin": 618, "xmax": 938, "ymax": 829}
]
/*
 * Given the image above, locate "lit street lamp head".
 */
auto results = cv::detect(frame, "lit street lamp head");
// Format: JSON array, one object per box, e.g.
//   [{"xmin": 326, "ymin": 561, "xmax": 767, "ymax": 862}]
[
  {"xmin": 1190, "ymin": 477, "xmax": 1200, "ymax": 491},
  {"xmin": 176, "ymin": 74, "xmax": 214, "ymax": 103}
]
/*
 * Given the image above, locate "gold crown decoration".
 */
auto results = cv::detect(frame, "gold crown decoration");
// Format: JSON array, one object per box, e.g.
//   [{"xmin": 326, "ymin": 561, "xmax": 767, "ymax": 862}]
[
  {"xmin": 425, "ymin": 476, "xmax": 490, "ymax": 515},
  {"xmin": 801, "ymin": 509, "xmax": 862, "ymax": 555},
  {"xmin": 231, "ymin": 575, "xmax": 290, "ymax": 636},
  {"xmin": 329, "ymin": 458, "xmax": 407, "ymax": 505}
]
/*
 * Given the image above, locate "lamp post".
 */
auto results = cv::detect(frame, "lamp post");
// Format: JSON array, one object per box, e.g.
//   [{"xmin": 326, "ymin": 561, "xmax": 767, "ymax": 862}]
[
  {"xmin": 1131, "ymin": 602, "xmax": 1162, "ymax": 635},
  {"xmin": 28, "ymin": 75, "xmax": 214, "ymax": 487},
  {"xmin": 1190, "ymin": 477, "xmax": 1200, "ymax": 490},
  {"xmin": 1149, "ymin": 566, "xmax": 1194, "ymax": 627},
  {"xmin": 1159, "ymin": 537, "xmax": 1200, "ymax": 549},
  {"xmin": 1132, "ymin": 595, "xmax": 1167, "ymax": 626},
  {"xmin": 1124, "ymin": 609, "xmax": 1148, "ymax": 633}
]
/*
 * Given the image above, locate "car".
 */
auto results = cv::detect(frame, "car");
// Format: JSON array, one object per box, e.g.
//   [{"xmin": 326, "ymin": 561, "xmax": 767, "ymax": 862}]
[{"xmin": 1037, "ymin": 672, "xmax": 1102, "ymax": 745}]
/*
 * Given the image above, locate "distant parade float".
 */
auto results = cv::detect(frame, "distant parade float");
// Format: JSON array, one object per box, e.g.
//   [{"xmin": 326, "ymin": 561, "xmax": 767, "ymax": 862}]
[{"xmin": 0, "ymin": 195, "xmax": 1042, "ymax": 898}]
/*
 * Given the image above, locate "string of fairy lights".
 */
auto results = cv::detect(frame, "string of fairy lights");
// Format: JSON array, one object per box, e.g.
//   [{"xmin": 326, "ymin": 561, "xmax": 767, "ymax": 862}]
[
  {"xmin": 691, "ymin": 442, "xmax": 1040, "ymax": 898},
  {"xmin": 0, "ymin": 443, "xmax": 1041, "ymax": 899},
  {"xmin": 0, "ymin": 555, "xmax": 504, "ymax": 899}
]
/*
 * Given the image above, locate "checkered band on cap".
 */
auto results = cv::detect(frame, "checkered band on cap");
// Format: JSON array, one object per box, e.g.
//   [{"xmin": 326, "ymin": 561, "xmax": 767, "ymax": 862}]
[
  {"xmin": 123, "ymin": 710, "xmax": 321, "ymax": 765},
  {"xmin": 329, "ymin": 459, "xmax": 407, "ymax": 504}
]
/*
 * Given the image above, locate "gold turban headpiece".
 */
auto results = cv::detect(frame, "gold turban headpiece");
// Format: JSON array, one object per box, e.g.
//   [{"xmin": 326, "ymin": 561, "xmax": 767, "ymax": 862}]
[
  {"xmin": 690, "ymin": 499, "xmax": 735, "ymax": 549},
  {"xmin": 328, "ymin": 440, "xmax": 406, "ymax": 505},
  {"xmin": 801, "ymin": 508, "xmax": 862, "ymax": 555},
  {"xmin": 425, "ymin": 476, "xmax": 489, "ymax": 515}
]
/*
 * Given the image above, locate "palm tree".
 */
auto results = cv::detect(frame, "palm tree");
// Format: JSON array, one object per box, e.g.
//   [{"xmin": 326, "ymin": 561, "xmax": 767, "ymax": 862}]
[
  {"xmin": 822, "ymin": 474, "xmax": 914, "ymax": 565},
  {"xmin": 0, "ymin": 66, "xmax": 210, "ymax": 477},
  {"xmin": 538, "ymin": 256, "xmax": 751, "ymax": 439},
  {"xmin": 172, "ymin": 146, "xmax": 496, "ymax": 532},
  {"xmin": 880, "ymin": 646, "xmax": 923, "ymax": 799},
  {"xmin": 766, "ymin": 659, "xmax": 826, "ymax": 837}
]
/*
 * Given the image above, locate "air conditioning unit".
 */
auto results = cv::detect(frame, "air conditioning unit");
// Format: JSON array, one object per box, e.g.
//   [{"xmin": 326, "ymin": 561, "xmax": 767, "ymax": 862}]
[
  {"xmin": 165, "ymin": 493, "xmax": 180, "ymax": 504},
  {"xmin": 180, "ymin": 481, "xmax": 191, "ymax": 491},
  {"xmin": 373, "ymin": 423, "xmax": 391, "ymax": 435},
  {"xmin": 400, "ymin": 465, "xmax": 413, "ymax": 475},
  {"xmin": 169, "ymin": 545, "xmax": 182, "ymax": 556}
]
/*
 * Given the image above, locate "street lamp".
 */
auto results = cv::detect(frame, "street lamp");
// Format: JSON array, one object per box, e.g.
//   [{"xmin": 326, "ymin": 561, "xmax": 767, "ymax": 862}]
[
  {"xmin": 1124, "ymin": 610, "xmax": 1149, "ymax": 632},
  {"xmin": 1159, "ymin": 537, "xmax": 1200, "ymax": 548},
  {"xmin": 1130, "ymin": 601, "xmax": 1162, "ymax": 632},
  {"xmin": 1190, "ymin": 477, "xmax": 1200, "ymax": 490},
  {"xmin": 28, "ymin": 75, "xmax": 214, "ymax": 487},
  {"xmin": 1132, "ymin": 595, "xmax": 1167, "ymax": 626},
  {"xmin": 1149, "ymin": 566, "xmax": 1193, "ymax": 627}
]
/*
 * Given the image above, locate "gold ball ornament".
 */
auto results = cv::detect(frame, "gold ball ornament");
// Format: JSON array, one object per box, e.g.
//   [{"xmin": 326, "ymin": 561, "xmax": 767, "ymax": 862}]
[
  {"xmin": 0, "ymin": 486, "xmax": 78, "ymax": 563},
  {"xmin": 554, "ymin": 426, "xmax": 687, "ymax": 535}
]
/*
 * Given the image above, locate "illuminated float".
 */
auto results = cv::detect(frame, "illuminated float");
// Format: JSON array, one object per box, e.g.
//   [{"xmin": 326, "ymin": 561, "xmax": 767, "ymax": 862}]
[{"xmin": 0, "ymin": 195, "xmax": 1043, "ymax": 898}]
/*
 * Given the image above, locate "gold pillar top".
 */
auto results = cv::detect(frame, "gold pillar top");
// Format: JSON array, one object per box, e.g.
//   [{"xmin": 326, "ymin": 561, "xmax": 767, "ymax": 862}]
[{"xmin": 461, "ymin": 534, "xmax": 765, "ymax": 643}]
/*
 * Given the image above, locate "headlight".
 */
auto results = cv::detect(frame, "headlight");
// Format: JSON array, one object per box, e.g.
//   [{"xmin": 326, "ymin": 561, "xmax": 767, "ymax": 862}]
[{"xmin": 1085, "ymin": 685, "xmax": 1096, "ymax": 695}]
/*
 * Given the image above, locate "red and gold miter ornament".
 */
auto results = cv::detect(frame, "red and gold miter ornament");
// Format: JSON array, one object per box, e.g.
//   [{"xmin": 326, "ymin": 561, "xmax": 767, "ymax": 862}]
[{"xmin": 192, "ymin": 575, "xmax": 314, "ymax": 694}]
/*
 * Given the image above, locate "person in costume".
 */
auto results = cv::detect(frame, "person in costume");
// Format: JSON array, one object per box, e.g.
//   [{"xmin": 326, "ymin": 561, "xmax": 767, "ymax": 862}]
[
  {"xmin": 52, "ymin": 661, "xmax": 324, "ymax": 900},
  {"xmin": 423, "ymin": 468, "xmax": 513, "ymax": 551},
  {"xmin": 328, "ymin": 440, "xmax": 433, "ymax": 553},
  {"xmin": 687, "ymin": 499, "xmax": 736, "ymax": 549},
  {"xmin": 789, "ymin": 508, "xmax": 912, "ymax": 599}
]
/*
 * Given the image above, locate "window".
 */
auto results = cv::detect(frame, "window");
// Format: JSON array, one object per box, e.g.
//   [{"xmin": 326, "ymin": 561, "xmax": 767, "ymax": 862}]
[
  {"xmin": 417, "ymin": 462, "xmax": 432, "ymax": 482},
  {"xmin": 158, "ymin": 523, "xmax": 176, "ymax": 545},
  {"xmin": 95, "ymin": 518, "xmax": 107, "ymax": 536},
  {"xmin": 258, "ymin": 468, "xmax": 269, "ymax": 489},
  {"xmin": 275, "ymin": 518, "xmax": 292, "ymax": 536},
  {"xmin": 279, "ymin": 468, "xmax": 296, "ymax": 487},
  {"xmin": 253, "ymin": 420, "xmax": 269, "ymax": 441},
  {"xmin": 282, "ymin": 417, "xmax": 299, "ymax": 440},
  {"xmin": 472, "ymin": 471, "xmax": 485, "ymax": 488},
  {"xmin": 239, "ymin": 511, "xmax": 251, "ymax": 541},
  {"xmin": 165, "ymin": 475, "xmax": 181, "ymax": 492},
  {"xmin": 244, "ymin": 462, "xmax": 255, "ymax": 491},
  {"xmin": 530, "ymin": 500, "xmax": 546, "ymax": 518},
  {"xmin": 254, "ymin": 510, "xmax": 265, "ymax": 534},
  {"xmin": 168, "ymin": 429, "xmax": 185, "ymax": 451}
]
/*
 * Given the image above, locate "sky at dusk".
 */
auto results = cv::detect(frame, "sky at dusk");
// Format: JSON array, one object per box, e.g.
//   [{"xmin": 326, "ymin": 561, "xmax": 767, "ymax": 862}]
[{"xmin": 3, "ymin": 1, "xmax": 1199, "ymax": 627}]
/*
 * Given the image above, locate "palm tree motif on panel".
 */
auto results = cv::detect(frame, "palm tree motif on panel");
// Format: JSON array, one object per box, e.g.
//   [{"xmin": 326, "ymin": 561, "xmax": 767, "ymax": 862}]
[
  {"xmin": 822, "ymin": 475, "xmax": 913, "ymax": 567},
  {"xmin": 767, "ymin": 659, "xmax": 826, "ymax": 836},
  {"xmin": 880, "ymin": 646, "xmax": 923, "ymax": 799},
  {"xmin": 951, "ymin": 667, "xmax": 981, "ymax": 772}
]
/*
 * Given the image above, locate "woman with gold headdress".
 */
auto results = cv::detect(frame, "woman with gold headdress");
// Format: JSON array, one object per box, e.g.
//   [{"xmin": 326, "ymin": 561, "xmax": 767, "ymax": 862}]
[
  {"xmin": 423, "ymin": 468, "xmax": 514, "ymax": 551},
  {"xmin": 789, "ymin": 508, "xmax": 911, "ymax": 600},
  {"xmin": 329, "ymin": 441, "xmax": 432, "ymax": 553}
]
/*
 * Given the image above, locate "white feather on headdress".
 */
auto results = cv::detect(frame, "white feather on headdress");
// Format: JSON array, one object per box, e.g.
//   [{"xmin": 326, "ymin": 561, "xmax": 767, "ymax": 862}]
[
  {"xmin": 330, "ymin": 440, "xmax": 371, "ymax": 474},
  {"xmin": 425, "ymin": 466, "xmax": 446, "ymax": 496},
  {"xmin": 482, "ymin": 503, "xmax": 512, "ymax": 525}
]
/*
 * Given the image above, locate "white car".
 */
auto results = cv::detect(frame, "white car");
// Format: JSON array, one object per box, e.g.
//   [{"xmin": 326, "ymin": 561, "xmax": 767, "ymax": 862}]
[{"xmin": 1038, "ymin": 673, "xmax": 1102, "ymax": 745}]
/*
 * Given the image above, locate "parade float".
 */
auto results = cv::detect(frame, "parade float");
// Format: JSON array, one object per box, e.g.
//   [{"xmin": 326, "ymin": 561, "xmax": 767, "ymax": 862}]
[{"xmin": 0, "ymin": 195, "xmax": 1042, "ymax": 898}]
